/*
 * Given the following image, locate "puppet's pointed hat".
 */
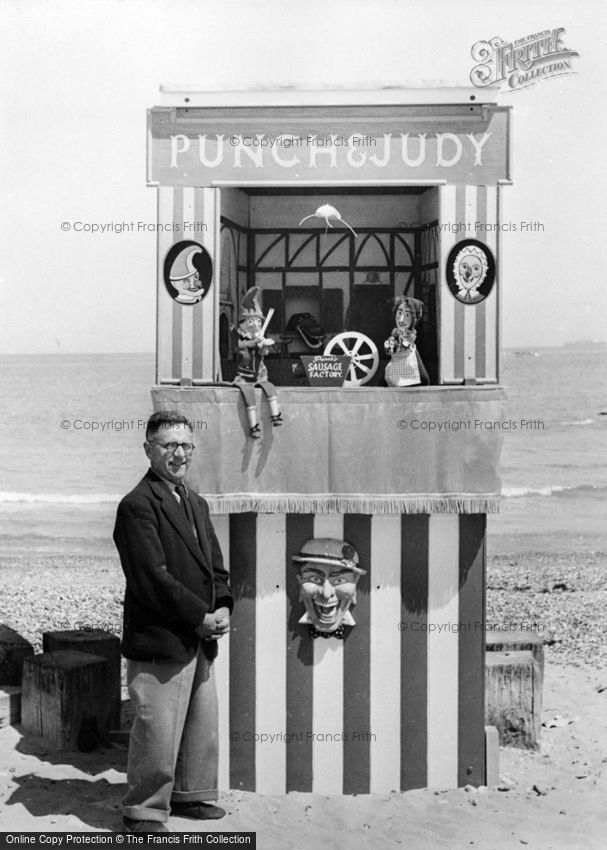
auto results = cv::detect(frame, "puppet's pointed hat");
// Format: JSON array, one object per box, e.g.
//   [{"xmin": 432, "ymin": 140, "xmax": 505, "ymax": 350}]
[{"xmin": 239, "ymin": 286, "xmax": 264, "ymax": 321}]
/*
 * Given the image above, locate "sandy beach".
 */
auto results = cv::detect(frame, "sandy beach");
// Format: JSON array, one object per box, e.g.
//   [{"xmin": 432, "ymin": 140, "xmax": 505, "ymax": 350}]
[
  {"xmin": 0, "ymin": 658, "xmax": 604, "ymax": 850},
  {"xmin": 0, "ymin": 551, "xmax": 606, "ymax": 846}
]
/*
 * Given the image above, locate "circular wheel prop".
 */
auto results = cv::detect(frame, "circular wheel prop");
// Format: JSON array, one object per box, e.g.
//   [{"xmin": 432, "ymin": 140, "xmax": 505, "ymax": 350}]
[{"xmin": 323, "ymin": 332, "xmax": 379, "ymax": 386}]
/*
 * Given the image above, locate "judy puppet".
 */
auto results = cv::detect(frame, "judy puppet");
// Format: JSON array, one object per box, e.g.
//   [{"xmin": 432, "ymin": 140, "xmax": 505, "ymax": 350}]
[{"xmin": 384, "ymin": 295, "xmax": 429, "ymax": 387}]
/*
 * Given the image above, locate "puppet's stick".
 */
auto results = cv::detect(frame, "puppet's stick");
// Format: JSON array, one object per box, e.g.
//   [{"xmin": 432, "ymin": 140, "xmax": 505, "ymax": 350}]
[{"xmin": 260, "ymin": 307, "xmax": 275, "ymax": 337}]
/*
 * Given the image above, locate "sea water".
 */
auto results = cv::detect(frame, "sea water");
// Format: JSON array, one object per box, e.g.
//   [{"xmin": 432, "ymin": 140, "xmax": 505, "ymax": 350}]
[{"xmin": 0, "ymin": 348, "xmax": 605, "ymax": 558}]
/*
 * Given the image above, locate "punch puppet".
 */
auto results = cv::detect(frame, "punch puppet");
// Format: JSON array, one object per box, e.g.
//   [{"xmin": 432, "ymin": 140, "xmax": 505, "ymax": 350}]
[{"xmin": 234, "ymin": 287, "xmax": 282, "ymax": 438}]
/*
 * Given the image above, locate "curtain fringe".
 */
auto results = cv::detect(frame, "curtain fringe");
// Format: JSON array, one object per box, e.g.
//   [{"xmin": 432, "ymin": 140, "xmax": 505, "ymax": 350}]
[{"xmin": 203, "ymin": 493, "xmax": 502, "ymax": 515}]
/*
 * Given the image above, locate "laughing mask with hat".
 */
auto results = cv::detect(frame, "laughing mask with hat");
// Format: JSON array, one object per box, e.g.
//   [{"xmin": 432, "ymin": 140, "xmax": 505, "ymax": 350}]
[
  {"xmin": 233, "ymin": 286, "xmax": 282, "ymax": 439},
  {"xmin": 293, "ymin": 539, "xmax": 366, "ymax": 638}
]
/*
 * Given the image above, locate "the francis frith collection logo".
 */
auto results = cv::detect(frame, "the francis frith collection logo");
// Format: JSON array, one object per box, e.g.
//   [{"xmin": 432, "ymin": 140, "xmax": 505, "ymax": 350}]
[{"xmin": 470, "ymin": 27, "xmax": 579, "ymax": 91}]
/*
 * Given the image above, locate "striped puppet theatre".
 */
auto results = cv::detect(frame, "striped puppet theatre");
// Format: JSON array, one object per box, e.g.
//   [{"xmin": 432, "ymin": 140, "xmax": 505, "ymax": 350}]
[
  {"xmin": 147, "ymin": 87, "xmax": 513, "ymax": 794},
  {"xmin": 211, "ymin": 511, "xmax": 487, "ymax": 795},
  {"xmin": 152, "ymin": 384, "xmax": 505, "ymax": 794}
]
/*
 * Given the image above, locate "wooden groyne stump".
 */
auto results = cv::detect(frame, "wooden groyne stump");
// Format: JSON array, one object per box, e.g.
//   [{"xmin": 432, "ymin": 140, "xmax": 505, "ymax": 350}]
[
  {"xmin": 486, "ymin": 628, "xmax": 544, "ymax": 681},
  {"xmin": 486, "ymin": 629, "xmax": 544, "ymax": 749},
  {"xmin": 21, "ymin": 650, "xmax": 112, "ymax": 751},
  {"xmin": 0, "ymin": 686, "xmax": 22, "ymax": 727},
  {"xmin": 486, "ymin": 650, "xmax": 540, "ymax": 748},
  {"xmin": 0, "ymin": 625, "xmax": 34, "ymax": 686},
  {"xmin": 43, "ymin": 629, "xmax": 121, "ymax": 728}
]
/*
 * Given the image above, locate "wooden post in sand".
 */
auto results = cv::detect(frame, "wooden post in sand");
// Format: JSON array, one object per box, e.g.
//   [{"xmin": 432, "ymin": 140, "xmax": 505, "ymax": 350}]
[
  {"xmin": 0, "ymin": 625, "xmax": 35, "ymax": 726},
  {"xmin": 485, "ymin": 650, "xmax": 540, "ymax": 748},
  {"xmin": 0, "ymin": 625, "xmax": 34, "ymax": 685},
  {"xmin": 486, "ymin": 629, "xmax": 544, "ymax": 693},
  {"xmin": 43, "ymin": 630, "xmax": 121, "ymax": 729},
  {"xmin": 0, "ymin": 687, "xmax": 22, "ymax": 727},
  {"xmin": 21, "ymin": 650, "xmax": 113, "ymax": 751},
  {"xmin": 485, "ymin": 629, "xmax": 544, "ymax": 749}
]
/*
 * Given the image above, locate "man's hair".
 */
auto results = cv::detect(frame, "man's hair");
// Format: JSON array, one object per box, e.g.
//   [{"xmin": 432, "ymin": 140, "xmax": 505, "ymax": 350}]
[{"xmin": 145, "ymin": 411, "xmax": 192, "ymax": 441}]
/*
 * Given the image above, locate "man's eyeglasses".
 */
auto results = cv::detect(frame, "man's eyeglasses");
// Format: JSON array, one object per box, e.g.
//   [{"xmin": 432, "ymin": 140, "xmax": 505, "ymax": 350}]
[{"xmin": 151, "ymin": 441, "xmax": 195, "ymax": 455}]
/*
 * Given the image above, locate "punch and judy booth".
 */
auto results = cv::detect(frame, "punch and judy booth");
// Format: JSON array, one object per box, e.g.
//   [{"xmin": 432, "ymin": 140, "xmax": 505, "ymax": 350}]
[{"xmin": 147, "ymin": 87, "xmax": 510, "ymax": 793}]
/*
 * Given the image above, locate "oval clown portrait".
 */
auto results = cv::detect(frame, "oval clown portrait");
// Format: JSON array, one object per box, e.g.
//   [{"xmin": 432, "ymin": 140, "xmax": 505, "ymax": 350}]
[
  {"xmin": 163, "ymin": 240, "xmax": 213, "ymax": 304},
  {"xmin": 446, "ymin": 239, "xmax": 496, "ymax": 304}
]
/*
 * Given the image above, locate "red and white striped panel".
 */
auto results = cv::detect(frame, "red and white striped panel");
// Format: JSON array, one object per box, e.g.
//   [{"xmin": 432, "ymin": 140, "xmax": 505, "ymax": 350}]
[
  {"xmin": 156, "ymin": 187, "xmax": 220, "ymax": 383},
  {"xmin": 439, "ymin": 185, "xmax": 499, "ymax": 384},
  {"xmin": 211, "ymin": 511, "xmax": 486, "ymax": 794}
]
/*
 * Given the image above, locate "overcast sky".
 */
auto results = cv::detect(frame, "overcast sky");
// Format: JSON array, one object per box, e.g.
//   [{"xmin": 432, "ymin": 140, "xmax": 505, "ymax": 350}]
[{"xmin": 1, "ymin": 0, "xmax": 605, "ymax": 352}]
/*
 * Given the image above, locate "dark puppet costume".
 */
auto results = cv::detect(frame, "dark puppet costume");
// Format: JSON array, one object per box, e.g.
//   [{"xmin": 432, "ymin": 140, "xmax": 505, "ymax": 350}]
[{"xmin": 233, "ymin": 286, "xmax": 282, "ymax": 438}]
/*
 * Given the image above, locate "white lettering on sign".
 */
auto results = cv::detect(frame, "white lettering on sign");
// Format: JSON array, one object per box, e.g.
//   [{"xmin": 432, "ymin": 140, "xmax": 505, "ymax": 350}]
[
  {"xmin": 308, "ymin": 362, "xmax": 344, "ymax": 377},
  {"xmin": 198, "ymin": 134, "xmax": 227, "ymax": 167},
  {"xmin": 303, "ymin": 354, "xmax": 350, "ymax": 386},
  {"xmin": 466, "ymin": 132, "xmax": 492, "ymax": 165},
  {"xmin": 400, "ymin": 133, "xmax": 427, "ymax": 167},
  {"xmin": 167, "ymin": 132, "xmax": 495, "ymax": 170},
  {"xmin": 435, "ymin": 133, "xmax": 463, "ymax": 167},
  {"xmin": 170, "ymin": 134, "xmax": 190, "ymax": 167},
  {"xmin": 271, "ymin": 135, "xmax": 299, "ymax": 168},
  {"xmin": 368, "ymin": 134, "xmax": 391, "ymax": 168},
  {"xmin": 308, "ymin": 135, "xmax": 339, "ymax": 169}
]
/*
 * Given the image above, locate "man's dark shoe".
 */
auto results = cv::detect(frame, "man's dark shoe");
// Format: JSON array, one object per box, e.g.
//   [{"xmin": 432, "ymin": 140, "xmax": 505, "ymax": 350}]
[
  {"xmin": 171, "ymin": 801, "xmax": 226, "ymax": 820},
  {"xmin": 123, "ymin": 816, "xmax": 170, "ymax": 833}
]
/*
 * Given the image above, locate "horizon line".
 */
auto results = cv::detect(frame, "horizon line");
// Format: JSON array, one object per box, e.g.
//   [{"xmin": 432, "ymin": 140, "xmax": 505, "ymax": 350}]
[{"xmin": 1, "ymin": 342, "xmax": 606, "ymax": 357}]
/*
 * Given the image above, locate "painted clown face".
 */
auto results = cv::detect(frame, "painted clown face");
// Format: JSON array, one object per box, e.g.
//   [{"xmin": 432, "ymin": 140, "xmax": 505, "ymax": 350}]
[
  {"xmin": 168, "ymin": 246, "xmax": 207, "ymax": 304},
  {"xmin": 453, "ymin": 246, "xmax": 488, "ymax": 301},
  {"xmin": 175, "ymin": 271, "xmax": 203, "ymax": 297},
  {"xmin": 297, "ymin": 562, "xmax": 361, "ymax": 633}
]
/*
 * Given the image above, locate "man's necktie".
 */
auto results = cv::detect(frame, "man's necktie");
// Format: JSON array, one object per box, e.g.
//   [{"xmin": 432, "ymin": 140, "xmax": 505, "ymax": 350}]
[{"xmin": 176, "ymin": 483, "xmax": 196, "ymax": 533}]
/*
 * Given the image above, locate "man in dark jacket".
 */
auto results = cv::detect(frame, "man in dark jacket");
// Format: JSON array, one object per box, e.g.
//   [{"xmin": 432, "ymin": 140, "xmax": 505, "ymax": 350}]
[{"xmin": 114, "ymin": 411, "xmax": 233, "ymax": 834}]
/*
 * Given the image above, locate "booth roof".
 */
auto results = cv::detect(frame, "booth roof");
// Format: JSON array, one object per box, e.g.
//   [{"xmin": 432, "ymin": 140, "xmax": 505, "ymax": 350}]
[{"xmin": 157, "ymin": 85, "xmax": 501, "ymax": 108}]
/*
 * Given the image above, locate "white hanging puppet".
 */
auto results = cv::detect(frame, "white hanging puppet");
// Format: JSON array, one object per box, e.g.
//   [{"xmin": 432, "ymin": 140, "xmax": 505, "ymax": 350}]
[
  {"xmin": 384, "ymin": 296, "xmax": 430, "ymax": 387},
  {"xmin": 298, "ymin": 204, "xmax": 357, "ymax": 237},
  {"xmin": 234, "ymin": 287, "xmax": 283, "ymax": 438}
]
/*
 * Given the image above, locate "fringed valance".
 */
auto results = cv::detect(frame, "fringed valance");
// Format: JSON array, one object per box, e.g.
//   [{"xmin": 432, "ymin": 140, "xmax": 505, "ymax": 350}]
[
  {"xmin": 203, "ymin": 492, "xmax": 502, "ymax": 515},
  {"xmin": 152, "ymin": 385, "xmax": 507, "ymax": 515}
]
